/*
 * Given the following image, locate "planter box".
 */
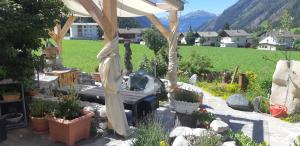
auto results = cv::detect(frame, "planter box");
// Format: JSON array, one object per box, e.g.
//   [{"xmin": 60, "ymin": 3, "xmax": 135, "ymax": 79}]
[
  {"xmin": 31, "ymin": 117, "xmax": 48, "ymax": 134},
  {"xmin": 43, "ymin": 47, "xmax": 58, "ymax": 59},
  {"xmin": 46, "ymin": 69, "xmax": 79, "ymax": 87},
  {"xmin": 173, "ymin": 100, "xmax": 200, "ymax": 114},
  {"xmin": 47, "ymin": 111, "xmax": 94, "ymax": 146}
]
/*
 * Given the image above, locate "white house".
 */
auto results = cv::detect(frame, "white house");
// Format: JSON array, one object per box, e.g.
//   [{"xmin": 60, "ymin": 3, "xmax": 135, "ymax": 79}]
[
  {"xmin": 70, "ymin": 23, "xmax": 99, "ymax": 40},
  {"xmin": 118, "ymin": 28, "xmax": 147, "ymax": 43},
  {"xmin": 177, "ymin": 33, "xmax": 187, "ymax": 45},
  {"xmin": 219, "ymin": 30, "xmax": 250, "ymax": 48},
  {"xmin": 195, "ymin": 31, "xmax": 219, "ymax": 46},
  {"xmin": 257, "ymin": 30, "xmax": 295, "ymax": 51}
]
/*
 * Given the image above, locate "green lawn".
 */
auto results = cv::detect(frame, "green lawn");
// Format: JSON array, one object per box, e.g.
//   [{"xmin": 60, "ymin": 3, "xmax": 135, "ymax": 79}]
[
  {"xmin": 62, "ymin": 40, "xmax": 300, "ymax": 80},
  {"xmin": 62, "ymin": 40, "xmax": 154, "ymax": 73}
]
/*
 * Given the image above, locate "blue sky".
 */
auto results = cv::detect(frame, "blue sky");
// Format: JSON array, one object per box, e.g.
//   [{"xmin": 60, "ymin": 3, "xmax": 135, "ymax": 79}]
[{"xmin": 182, "ymin": 0, "xmax": 238, "ymax": 15}]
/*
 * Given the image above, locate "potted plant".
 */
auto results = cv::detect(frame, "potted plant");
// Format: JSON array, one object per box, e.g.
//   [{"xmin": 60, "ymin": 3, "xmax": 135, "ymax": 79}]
[
  {"xmin": 1, "ymin": 91, "xmax": 20, "ymax": 101},
  {"xmin": 173, "ymin": 89, "xmax": 200, "ymax": 114},
  {"xmin": 47, "ymin": 89, "xmax": 94, "ymax": 146},
  {"xmin": 92, "ymin": 66, "xmax": 101, "ymax": 82},
  {"xmin": 29, "ymin": 100, "xmax": 54, "ymax": 134},
  {"xmin": 193, "ymin": 109, "xmax": 215, "ymax": 129}
]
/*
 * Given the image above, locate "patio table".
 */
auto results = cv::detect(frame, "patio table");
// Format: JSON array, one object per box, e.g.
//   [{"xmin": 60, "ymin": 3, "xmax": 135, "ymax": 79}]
[{"xmin": 54, "ymin": 85, "xmax": 155, "ymax": 125}]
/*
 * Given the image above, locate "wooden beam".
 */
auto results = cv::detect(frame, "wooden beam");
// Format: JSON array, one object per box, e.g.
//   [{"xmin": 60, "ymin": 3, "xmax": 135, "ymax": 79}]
[
  {"xmin": 103, "ymin": 0, "xmax": 118, "ymax": 43},
  {"xmin": 60, "ymin": 16, "xmax": 77, "ymax": 38},
  {"xmin": 156, "ymin": 3, "xmax": 178, "ymax": 11},
  {"xmin": 164, "ymin": 0, "xmax": 184, "ymax": 11},
  {"xmin": 147, "ymin": 14, "xmax": 170, "ymax": 39},
  {"xmin": 79, "ymin": 0, "xmax": 113, "ymax": 39},
  {"xmin": 169, "ymin": 10, "xmax": 177, "ymax": 30}
]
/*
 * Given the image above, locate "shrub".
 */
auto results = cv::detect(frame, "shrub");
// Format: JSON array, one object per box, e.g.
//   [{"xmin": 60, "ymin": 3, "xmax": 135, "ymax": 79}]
[
  {"xmin": 180, "ymin": 53, "xmax": 213, "ymax": 77},
  {"xmin": 197, "ymin": 82, "xmax": 240, "ymax": 100},
  {"xmin": 139, "ymin": 55, "xmax": 168, "ymax": 78},
  {"xmin": 189, "ymin": 131, "xmax": 221, "ymax": 146},
  {"xmin": 174, "ymin": 89, "xmax": 199, "ymax": 103},
  {"xmin": 228, "ymin": 129, "xmax": 268, "ymax": 146},
  {"xmin": 193, "ymin": 111, "xmax": 215, "ymax": 126},
  {"xmin": 133, "ymin": 118, "xmax": 168, "ymax": 146},
  {"xmin": 54, "ymin": 88, "xmax": 82, "ymax": 120},
  {"xmin": 282, "ymin": 114, "xmax": 300, "ymax": 123},
  {"xmin": 30, "ymin": 100, "xmax": 56, "ymax": 117}
]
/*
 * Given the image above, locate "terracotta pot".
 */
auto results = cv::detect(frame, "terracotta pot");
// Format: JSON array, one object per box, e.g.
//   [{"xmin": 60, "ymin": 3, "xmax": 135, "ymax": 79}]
[
  {"xmin": 29, "ymin": 90, "xmax": 39, "ymax": 97},
  {"xmin": 31, "ymin": 116, "xmax": 49, "ymax": 134},
  {"xmin": 47, "ymin": 110, "xmax": 94, "ymax": 146},
  {"xmin": 2, "ymin": 93, "xmax": 20, "ymax": 101},
  {"xmin": 93, "ymin": 73, "xmax": 101, "ymax": 82}
]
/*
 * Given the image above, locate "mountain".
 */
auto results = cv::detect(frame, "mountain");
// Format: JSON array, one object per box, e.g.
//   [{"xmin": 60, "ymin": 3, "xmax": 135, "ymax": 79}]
[
  {"xmin": 199, "ymin": 0, "xmax": 300, "ymax": 31},
  {"xmin": 134, "ymin": 10, "xmax": 217, "ymax": 32}
]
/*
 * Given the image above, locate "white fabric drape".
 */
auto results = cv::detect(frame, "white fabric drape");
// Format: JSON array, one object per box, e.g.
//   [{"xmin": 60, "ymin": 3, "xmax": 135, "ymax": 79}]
[
  {"xmin": 97, "ymin": 37, "xmax": 129, "ymax": 136},
  {"xmin": 167, "ymin": 22, "xmax": 179, "ymax": 91},
  {"xmin": 62, "ymin": 0, "xmax": 166, "ymax": 17}
]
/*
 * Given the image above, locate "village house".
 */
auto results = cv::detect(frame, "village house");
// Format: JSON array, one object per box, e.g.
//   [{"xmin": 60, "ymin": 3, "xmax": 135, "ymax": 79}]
[
  {"xmin": 257, "ymin": 30, "xmax": 295, "ymax": 51},
  {"xmin": 177, "ymin": 32, "xmax": 187, "ymax": 45},
  {"xmin": 118, "ymin": 28, "xmax": 147, "ymax": 43},
  {"xmin": 70, "ymin": 23, "xmax": 99, "ymax": 40},
  {"xmin": 195, "ymin": 31, "xmax": 219, "ymax": 46},
  {"xmin": 219, "ymin": 30, "xmax": 250, "ymax": 48},
  {"xmin": 70, "ymin": 23, "xmax": 147, "ymax": 43}
]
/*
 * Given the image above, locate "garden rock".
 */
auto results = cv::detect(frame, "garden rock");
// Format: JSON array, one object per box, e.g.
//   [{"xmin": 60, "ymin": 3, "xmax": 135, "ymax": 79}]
[
  {"xmin": 169, "ymin": 126, "xmax": 193, "ymax": 138},
  {"xmin": 191, "ymin": 128, "xmax": 208, "ymax": 137},
  {"xmin": 222, "ymin": 141, "xmax": 236, "ymax": 146},
  {"xmin": 210, "ymin": 120, "xmax": 229, "ymax": 133},
  {"xmin": 189, "ymin": 74, "xmax": 197, "ymax": 85},
  {"xmin": 172, "ymin": 136, "xmax": 191, "ymax": 146},
  {"xmin": 226, "ymin": 94, "xmax": 252, "ymax": 111}
]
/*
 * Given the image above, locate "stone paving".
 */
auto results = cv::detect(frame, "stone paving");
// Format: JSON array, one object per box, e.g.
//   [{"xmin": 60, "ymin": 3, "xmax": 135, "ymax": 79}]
[{"xmin": 201, "ymin": 87, "xmax": 300, "ymax": 146}]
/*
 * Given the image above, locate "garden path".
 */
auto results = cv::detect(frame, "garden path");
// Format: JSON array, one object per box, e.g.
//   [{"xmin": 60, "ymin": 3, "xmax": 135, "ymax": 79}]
[{"xmin": 200, "ymin": 86, "xmax": 300, "ymax": 146}]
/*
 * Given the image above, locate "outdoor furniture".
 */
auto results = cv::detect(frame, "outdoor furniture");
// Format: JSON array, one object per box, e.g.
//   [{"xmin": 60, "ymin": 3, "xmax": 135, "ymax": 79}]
[
  {"xmin": 54, "ymin": 85, "xmax": 157, "ymax": 125},
  {"xmin": 0, "ymin": 80, "xmax": 28, "ymax": 130},
  {"xmin": 46, "ymin": 69, "xmax": 79, "ymax": 87},
  {"xmin": 0, "ymin": 117, "xmax": 7, "ymax": 142}
]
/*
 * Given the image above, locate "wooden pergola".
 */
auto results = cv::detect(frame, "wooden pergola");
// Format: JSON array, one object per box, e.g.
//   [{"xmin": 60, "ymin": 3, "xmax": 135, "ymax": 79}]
[{"xmin": 52, "ymin": 0, "xmax": 184, "ymax": 136}]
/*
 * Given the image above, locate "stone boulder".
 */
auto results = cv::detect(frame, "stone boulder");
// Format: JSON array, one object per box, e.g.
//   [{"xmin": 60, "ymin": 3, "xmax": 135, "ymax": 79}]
[
  {"xmin": 172, "ymin": 136, "xmax": 191, "ymax": 146},
  {"xmin": 210, "ymin": 120, "xmax": 229, "ymax": 133},
  {"xmin": 226, "ymin": 94, "xmax": 252, "ymax": 111},
  {"xmin": 170, "ymin": 127, "xmax": 193, "ymax": 138},
  {"xmin": 222, "ymin": 141, "xmax": 236, "ymax": 146}
]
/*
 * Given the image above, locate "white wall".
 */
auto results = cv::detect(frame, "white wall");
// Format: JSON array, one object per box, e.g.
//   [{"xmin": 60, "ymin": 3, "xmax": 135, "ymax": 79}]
[
  {"xmin": 257, "ymin": 44, "xmax": 277, "ymax": 51},
  {"xmin": 70, "ymin": 24, "xmax": 99, "ymax": 40}
]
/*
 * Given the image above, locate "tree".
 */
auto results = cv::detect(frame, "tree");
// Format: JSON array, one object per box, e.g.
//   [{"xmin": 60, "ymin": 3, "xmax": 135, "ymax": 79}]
[
  {"xmin": 142, "ymin": 26, "xmax": 167, "ymax": 54},
  {"xmin": 260, "ymin": 20, "xmax": 273, "ymax": 32},
  {"xmin": 185, "ymin": 25, "xmax": 196, "ymax": 45},
  {"xmin": 124, "ymin": 41, "xmax": 133, "ymax": 75},
  {"xmin": 200, "ymin": 37, "xmax": 206, "ymax": 45},
  {"xmin": 0, "ymin": 0, "xmax": 67, "ymax": 82},
  {"xmin": 223, "ymin": 22, "xmax": 230, "ymax": 30},
  {"xmin": 280, "ymin": 10, "xmax": 293, "ymax": 30}
]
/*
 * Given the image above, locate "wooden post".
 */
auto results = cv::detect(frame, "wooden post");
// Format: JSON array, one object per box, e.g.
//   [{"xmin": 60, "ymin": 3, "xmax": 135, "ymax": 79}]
[
  {"xmin": 103, "ymin": 0, "xmax": 118, "ymax": 130},
  {"xmin": 48, "ymin": 16, "xmax": 77, "ymax": 55}
]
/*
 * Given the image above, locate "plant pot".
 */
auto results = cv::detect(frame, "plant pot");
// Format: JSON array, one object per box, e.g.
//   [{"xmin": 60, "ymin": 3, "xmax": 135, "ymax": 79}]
[
  {"xmin": 47, "ymin": 110, "xmax": 94, "ymax": 146},
  {"xmin": 2, "ymin": 92, "xmax": 20, "ymax": 101},
  {"xmin": 29, "ymin": 90, "xmax": 39, "ymax": 97},
  {"xmin": 173, "ymin": 100, "xmax": 200, "ymax": 114},
  {"xmin": 3, "ymin": 113, "xmax": 23, "ymax": 124},
  {"xmin": 93, "ymin": 73, "xmax": 101, "ymax": 82},
  {"xmin": 0, "ymin": 117, "xmax": 7, "ymax": 142},
  {"xmin": 31, "ymin": 116, "xmax": 48, "ymax": 134}
]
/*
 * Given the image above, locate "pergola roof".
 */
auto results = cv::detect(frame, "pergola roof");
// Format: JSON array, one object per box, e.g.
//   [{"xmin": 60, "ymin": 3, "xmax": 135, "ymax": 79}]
[{"xmin": 62, "ymin": 0, "xmax": 184, "ymax": 17}]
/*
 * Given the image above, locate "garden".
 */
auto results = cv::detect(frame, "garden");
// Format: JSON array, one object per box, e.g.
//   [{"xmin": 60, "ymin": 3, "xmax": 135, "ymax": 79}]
[{"xmin": 1, "ymin": 0, "xmax": 300, "ymax": 146}]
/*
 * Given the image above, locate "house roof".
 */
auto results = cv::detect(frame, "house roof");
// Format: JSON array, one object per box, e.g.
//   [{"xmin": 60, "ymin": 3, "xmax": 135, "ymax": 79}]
[
  {"xmin": 259, "ymin": 30, "xmax": 295, "ymax": 38},
  {"xmin": 196, "ymin": 32, "xmax": 218, "ymax": 37},
  {"xmin": 118, "ymin": 28, "xmax": 147, "ymax": 34},
  {"xmin": 72, "ymin": 23, "xmax": 98, "ymax": 26},
  {"xmin": 221, "ymin": 30, "xmax": 250, "ymax": 37}
]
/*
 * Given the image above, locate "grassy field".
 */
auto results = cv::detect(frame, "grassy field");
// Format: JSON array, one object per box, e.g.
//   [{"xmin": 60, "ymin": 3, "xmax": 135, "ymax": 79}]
[{"xmin": 62, "ymin": 40, "xmax": 300, "ymax": 80}]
